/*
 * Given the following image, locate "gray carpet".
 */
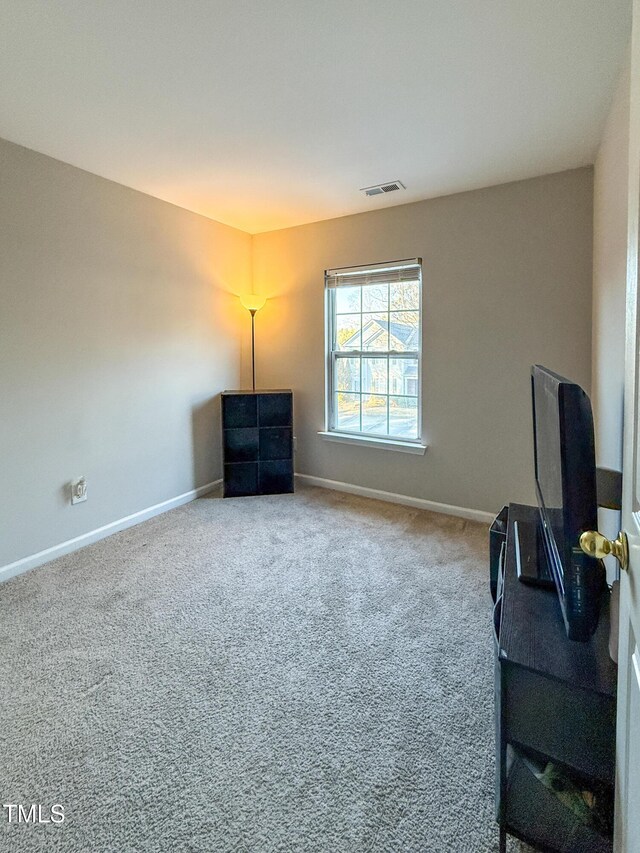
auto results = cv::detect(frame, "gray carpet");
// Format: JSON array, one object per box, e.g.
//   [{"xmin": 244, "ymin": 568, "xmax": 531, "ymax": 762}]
[{"xmin": 0, "ymin": 484, "xmax": 518, "ymax": 852}]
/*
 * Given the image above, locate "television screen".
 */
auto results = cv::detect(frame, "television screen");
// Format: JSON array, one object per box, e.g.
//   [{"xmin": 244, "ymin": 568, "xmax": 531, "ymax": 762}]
[
  {"xmin": 531, "ymin": 365, "xmax": 603, "ymax": 640},
  {"xmin": 532, "ymin": 369, "xmax": 566, "ymax": 593}
]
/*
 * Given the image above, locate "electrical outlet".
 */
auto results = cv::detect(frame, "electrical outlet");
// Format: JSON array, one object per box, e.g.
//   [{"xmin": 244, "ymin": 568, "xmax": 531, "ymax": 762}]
[{"xmin": 71, "ymin": 476, "xmax": 87, "ymax": 505}]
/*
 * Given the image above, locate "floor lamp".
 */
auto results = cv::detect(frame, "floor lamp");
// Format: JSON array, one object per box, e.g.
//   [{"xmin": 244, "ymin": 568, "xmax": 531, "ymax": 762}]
[{"xmin": 239, "ymin": 294, "xmax": 267, "ymax": 391}]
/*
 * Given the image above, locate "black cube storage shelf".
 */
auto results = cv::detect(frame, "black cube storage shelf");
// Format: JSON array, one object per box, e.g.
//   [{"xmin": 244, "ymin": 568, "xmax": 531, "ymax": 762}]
[{"xmin": 222, "ymin": 390, "xmax": 294, "ymax": 497}]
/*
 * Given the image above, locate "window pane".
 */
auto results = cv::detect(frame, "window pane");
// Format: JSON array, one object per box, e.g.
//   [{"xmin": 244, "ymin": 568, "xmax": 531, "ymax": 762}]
[
  {"xmin": 389, "ymin": 396, "xmax": 418, "ymax": 439},
  {"xmin": 329, "ymin": 262, "xmax": 421, "ymax": 443},
  {"xmin": 362, "ymin": 394, "xmax": 388, "ymax": 434},
  {"xmin": 389, "ymin": 358, "xmax": 418, "ymax": 397},
  {"xmin": 335, "ymin": 285, "xmax": 361, "ymax": 314},
  {"xmin": 335, "ymin": 314, "xmax": 361, "ymax": 350},
  {"xmin": 362, "ymin": 357, "xmax": 388, "ymax": 394},
  {"xmin": 335, "ymin": 392, "xmax": 360, "ymax": 432},
  {"xmin": 362, "ymin": 313, "xmax": 388, "ymax": 351},
  {"xmin": 390, "ymin": 281, "xmax": 420, "ymax": 311},
  {"xmin": 362, "ymin": 283, "xmax": 388, "ymax": 312},
  {"xmin": 336, "ymin": 357, "xmax": 361, "ymax": 392},
  {"xmin": 389, "ymin": 311, "xmax": 419, "ymax": 351}
]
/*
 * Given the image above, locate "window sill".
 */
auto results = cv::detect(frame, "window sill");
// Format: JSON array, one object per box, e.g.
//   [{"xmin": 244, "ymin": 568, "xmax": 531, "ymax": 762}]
[{"xmin": 317, "ymin": 431, "xmax": 427, "ymax": 455}]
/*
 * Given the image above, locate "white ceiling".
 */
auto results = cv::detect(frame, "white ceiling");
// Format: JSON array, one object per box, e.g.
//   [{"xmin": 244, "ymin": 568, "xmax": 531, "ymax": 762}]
[{"xmin": 0, "ymin": 0, "xmax": 631, "ymax": 234}]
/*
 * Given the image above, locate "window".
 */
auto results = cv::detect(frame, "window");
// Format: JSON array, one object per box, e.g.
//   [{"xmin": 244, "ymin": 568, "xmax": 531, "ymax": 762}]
[{"xmin": 325, "ymin": 259, "xmax": 422, "ymax": 443}]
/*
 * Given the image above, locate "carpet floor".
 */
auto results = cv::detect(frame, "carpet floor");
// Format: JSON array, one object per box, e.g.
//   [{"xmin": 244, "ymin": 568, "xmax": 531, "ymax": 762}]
[{"xmin": 0, "ymin": 484, "xmax": 524, "ymax": 852}]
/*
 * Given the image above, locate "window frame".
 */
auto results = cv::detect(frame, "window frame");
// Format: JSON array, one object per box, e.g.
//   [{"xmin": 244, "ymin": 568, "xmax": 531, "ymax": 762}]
[{"xmin": 324, "ymin": 259, "xmax": 423, "ymax": 446}]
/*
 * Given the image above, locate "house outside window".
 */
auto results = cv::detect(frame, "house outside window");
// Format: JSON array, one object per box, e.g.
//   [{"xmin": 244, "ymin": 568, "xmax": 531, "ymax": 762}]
[{"xmin": 325, "ymin": 259, "xmax": 422, "ymax": 443}]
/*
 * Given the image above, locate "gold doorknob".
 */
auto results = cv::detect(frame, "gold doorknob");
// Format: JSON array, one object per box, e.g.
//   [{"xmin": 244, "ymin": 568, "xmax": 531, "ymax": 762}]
[{"xmin": 579, "ymin": 529, "xmax": 629, "ymax": 572}]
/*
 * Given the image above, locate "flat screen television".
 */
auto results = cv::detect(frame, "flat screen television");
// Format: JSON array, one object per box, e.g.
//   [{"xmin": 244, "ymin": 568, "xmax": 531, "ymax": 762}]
[{"xmin": 531, "ymin": 365, "xmax": 605, "ymax": 641}]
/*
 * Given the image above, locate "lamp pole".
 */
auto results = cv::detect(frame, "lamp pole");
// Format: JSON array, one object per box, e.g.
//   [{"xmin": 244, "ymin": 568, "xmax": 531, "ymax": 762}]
[
  {"xmin": 240, "ymin": 295, "xmax": 265, "ymax": 391},
  {"xmin": 250, "ymin": 308, "xmax": 257, "ymax": 391}
]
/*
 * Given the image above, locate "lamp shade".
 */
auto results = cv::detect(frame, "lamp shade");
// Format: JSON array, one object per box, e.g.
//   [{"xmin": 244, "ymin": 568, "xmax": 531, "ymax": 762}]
[{"xmin": 240, "ymin": 294, "xmax": 267, "ymax": 312}]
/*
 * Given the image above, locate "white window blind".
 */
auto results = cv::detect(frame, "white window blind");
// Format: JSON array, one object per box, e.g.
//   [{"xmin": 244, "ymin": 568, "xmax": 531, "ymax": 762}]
[{"xmin": 325, "ymin": 259, "xmax": 421, "ymax": 288}]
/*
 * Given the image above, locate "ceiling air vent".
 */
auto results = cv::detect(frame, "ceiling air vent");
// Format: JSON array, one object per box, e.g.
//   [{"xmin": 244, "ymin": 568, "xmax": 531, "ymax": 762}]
[{"xmin": 361, "ymin": 180, "xmax": 406, "ymax": 197}]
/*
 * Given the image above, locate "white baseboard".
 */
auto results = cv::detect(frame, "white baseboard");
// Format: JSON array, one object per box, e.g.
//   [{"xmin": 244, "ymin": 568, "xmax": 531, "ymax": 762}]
[
  {"xmin": 0, "ymin": 479, "xmax": 222, "ymax": 584},
  {"xmin": 2, "ymin": 474, "xmax": 492, "ymax": 584},
  {"xmin": 294, "ymin": 473, "xmax": 495, "ymax": 524}
]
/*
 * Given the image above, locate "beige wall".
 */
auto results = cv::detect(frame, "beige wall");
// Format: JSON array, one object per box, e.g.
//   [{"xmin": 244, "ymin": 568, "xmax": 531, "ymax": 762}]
[
  {"xmin": 592, "ymin": 59, "xmax": 631, "ymax": 570},
  {"xmin": 593, "ymin": 64, "xmax": 630, "ymax": 474},
  {"xmin": 0, "ymin": 138, "xmax": 251, "ymax": 569},
  {"xmin": 0, "ymin": 140, "xmax": 597, "ymax": 569},
  {"xmin": 252, "ymin": 169, "xmax": 594, "ymax": 514}
]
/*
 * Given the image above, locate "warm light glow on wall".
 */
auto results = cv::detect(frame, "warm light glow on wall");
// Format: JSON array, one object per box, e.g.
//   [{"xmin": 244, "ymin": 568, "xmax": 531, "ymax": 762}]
[{"xmin": 239, "ymin": 293, "xmax": 267, "ymax": 313}]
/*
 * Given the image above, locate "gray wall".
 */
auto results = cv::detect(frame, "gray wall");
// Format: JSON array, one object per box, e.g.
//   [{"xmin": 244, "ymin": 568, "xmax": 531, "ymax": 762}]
[
  {"xmin": 0, "ymin": 140, "xmax": 596, "ymax": 568},
  {"xmin": 252, "ymin": 168, "xmax": 594, "ymax": 514},
  {"xmin": 0, "ymin": 138, "xmax": 251, "ymax": 568},
  {"xmin": 592, "ymin": 62, "xmax": 630, "ymax": 566}
]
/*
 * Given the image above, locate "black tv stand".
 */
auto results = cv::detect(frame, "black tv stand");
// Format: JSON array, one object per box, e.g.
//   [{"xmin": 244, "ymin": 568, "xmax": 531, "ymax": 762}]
[{"xmin": 492, "ymin": 504, "xmax": 617, "ymax": 853}]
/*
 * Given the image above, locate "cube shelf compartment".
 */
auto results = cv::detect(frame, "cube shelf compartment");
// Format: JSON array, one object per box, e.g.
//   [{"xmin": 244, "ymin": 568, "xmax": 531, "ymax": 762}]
[{"xmin": 222, "ymin": 390, "xmax": 294, "ymax": 497}]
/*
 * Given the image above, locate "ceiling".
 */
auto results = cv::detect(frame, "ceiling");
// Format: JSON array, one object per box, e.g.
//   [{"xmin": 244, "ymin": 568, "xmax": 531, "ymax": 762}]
[{"xmin": 0, "ymin": 0, "xmax": 632, "ymax": 234}]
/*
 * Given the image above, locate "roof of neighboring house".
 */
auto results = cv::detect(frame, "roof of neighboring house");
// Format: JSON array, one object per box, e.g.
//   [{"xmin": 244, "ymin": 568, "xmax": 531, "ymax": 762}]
[
  {"xmin": 342, "ymin": 318, "xmax": 418, "ymax": 350},
  {"xmin": 374, "ymin": 320, "xmax": 418, "ymax": 348}
]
